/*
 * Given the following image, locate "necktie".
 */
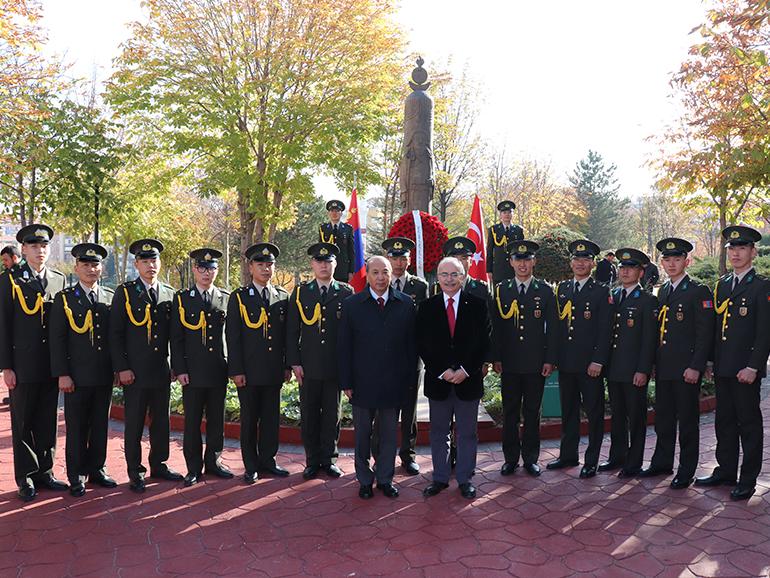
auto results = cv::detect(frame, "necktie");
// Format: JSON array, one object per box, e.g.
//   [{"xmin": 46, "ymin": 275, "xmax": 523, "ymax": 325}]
[
  {"xmin": 519, "ymin": 283, "xmax": 526, "ymax": 295},
  {"xmin": 732, "ymin": 276, "xmax": 738, "ymax": 292},
  {"xmin": 321, "ymin": 285, "xmax": 328, "ymax": 303},
  {"xmin": 261, "ymin": 287, "xmax": 269, "ymax": 304},
  {"xmin": 619, "ymin": 288, "xmax": 627, "ymax": 304},
  {"xmin": 36, "ymin": 274, "xmax": 47, "ymax": 291},
  {"xmin": 574, "ymin": 281, "xmax": 580, "ymax": 295},
  {"xmin": 395, "ymin": 279, "xmax": 401, "ymax": 292},
  {"xmin": 149, "ymin": 286, "xmax": 157, "ymax": 305},
  {"xmin": 203, "ymin": 291, "xmax": 211, "ymax": 307},
  {"xmin": 667, "ymin": 284, "xmax": 674, "ymax": 301},
  {"xmin": 89, "ymin": 290, "xmax": 96, "ymax": 305},
  {"xmin": 446, "ymin": 296, "xmax": 456, "ymax": 338},
  {"xmin": 377, "ymin": 297, "xmax": 385, "ymax": 311},
  {"xmin": 333, "ymin": 224, "xmax": 338, "ymax": 237}
]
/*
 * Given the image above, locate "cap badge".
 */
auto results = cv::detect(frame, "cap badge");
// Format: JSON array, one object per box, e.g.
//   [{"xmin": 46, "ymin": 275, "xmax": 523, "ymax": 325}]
[
  {"xmin": 393, "ymin": 242, "xmax": 403, "ymax": 250},
  {"xmin": 518, "ymin": 244, "xmax": 527, "ymax": 253},
  {"xmin": 730, "ymin": 230, "xmax": 740, "ymax": 239},
  {"xmin": 204, "ymin": 253, "xmax": 212, "ymax": 260},
  {"xmin": 142, "ymin": 243, "xmax": 152, "ymax": 251},
  {"xmin": 85, "ymin": 249, "xmax": 96, "ymax": 257},
  {"xmin": 262, "ymin": 248, "xmax": 270, "ymax": 255},
  {"xmin": 666, "ymin": 241, "xmax": 675, "ymax": 250},
  {"xmin": 576, "ymin": 243, "xmax": 585, "ymax": 252},
  {"xmin": 319, "ymin": 247, "xmax": 328, "ymax": 256},
  {"xmin": 622, "ymin": 252, "xmax": 631, "ymax": 260},
  {"xmin": 455, "ymin": 242, "xmax": 464, "ymax": 249}
]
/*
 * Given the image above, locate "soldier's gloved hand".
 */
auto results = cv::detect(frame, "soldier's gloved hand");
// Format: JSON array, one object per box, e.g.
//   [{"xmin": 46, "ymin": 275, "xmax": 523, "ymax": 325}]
[
  {"xmin": 119, "ymin": 370, "xmax": 135, "ymax": 386},
  {"xmin": 2, "ymin": 368, "xmax": 16, "ymax": 390},
  {"xmin": 632, "ymin": 372, "xmax": 648, "ymax": 387},
  {"xmin": 587, "ymin": 363, "xmax": 602, "ymax": 378},
  {"xmin": 683, "ymin": 368, "xmax": 700, "ymax": 384},
  {"xmin": 292, "ymin": 365, "xmax": 304, "ymax": 385},
  {"xmin": 541, "ymin": 363, "xmax": 554, "ymax": 378},
  {"xmin": 177, "ymin": 373, "xmax": 190, "ymax": 386},
  {"xmin": 737, "ymin": 367, "xmax": 758, "ymax": 384},
  {"xmin": 58, "ymin": 375, "xmax": 75, "ymax": 393},
  {"xmin": 343, "ymin": 389, "xmax": 353, "ymax": 400},
  {"xmin": 233, "ymin": 374, "xmax": 246, "ymax": 388},
  {"xmin": 492, "ymin": 362, "xmax": 502, "ymax": 374}
]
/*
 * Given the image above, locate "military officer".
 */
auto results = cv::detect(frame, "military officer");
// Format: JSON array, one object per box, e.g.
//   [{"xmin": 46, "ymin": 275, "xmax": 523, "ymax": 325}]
[
  {"xmin": 319, "ymin": 199, "xmax": 355, "ymax": 283},
  {"xmin": 599, "ymin": 248, "xmax": 657, "ymax": 478},
  {"xmin": 110, "ymin": 239, "xmax": 182, "ymax": 493},
  {"xmin": 433, "ymin": 237, "xmax": 490, "ymax": 301},
  {"xmin": 547, "ymin": 240, "xmax": 611, "ymax": 479},
  {"xmin": 695, "ymin": 226, "xmax": 770, "ymax": 500},
  {"xmin": 226, "ymin": 242, "xmax": 291, "ymax": 483},
  {"xmin": 640, "ymin": 238, "xmax": 714, "ymax": 489},
  {"xmin": 0, "ymin": 224, "xmax": 67, "ymax": 501},
  {"xmin": 50, "ymin": 243, "xmax": 117, "ymax": 497},
  {"xmin": 492, "ymin": 240, "xmax": 558, "ymax": 477},
  {"xmin": 374, "ymin": 237, "xmax": 428, "ymax": 475},
  {"xmin": 486, "ymin": 200, "xmax": 524, "ymax": 285},
  {"xmin": 287, "ymin": 242, "xmax": 353, "ymax": 479},
  {"xmin": 171, "ymin": 248, "xmax": 233, "ymax": 487}
]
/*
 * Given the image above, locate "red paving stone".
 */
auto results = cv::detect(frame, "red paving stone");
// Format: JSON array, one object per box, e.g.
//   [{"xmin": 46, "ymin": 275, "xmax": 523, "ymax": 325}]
[{"xmin": 2, "ymin": 384, "xmax": 770, "ymax": 577}]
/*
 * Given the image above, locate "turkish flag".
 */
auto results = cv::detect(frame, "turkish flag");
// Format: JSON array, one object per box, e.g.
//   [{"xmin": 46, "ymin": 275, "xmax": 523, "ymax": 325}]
[{"xmin": 466, "ymin": 195, "xmax": 488, "ymax": 281}]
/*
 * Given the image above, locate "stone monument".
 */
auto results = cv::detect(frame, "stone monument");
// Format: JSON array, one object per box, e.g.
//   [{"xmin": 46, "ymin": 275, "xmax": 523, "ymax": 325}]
[{"xmin": 399, "ymin": 56, "xmax": 434, "ymax": 213}]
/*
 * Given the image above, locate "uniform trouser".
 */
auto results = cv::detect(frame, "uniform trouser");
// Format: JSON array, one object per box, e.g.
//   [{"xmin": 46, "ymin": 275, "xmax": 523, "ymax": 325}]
[
  {"xmin": 123, "ymin": 385, "xmax": 171, "ymax": 479},
  {"xmin": 649, "ymin": 378, "xmax": 699, "ymax": 477},
  {"xmin": 10, "ymin": 379, "xmax": 58, "ymax": 487},
  {"xmin": 237, "ymin": 384, "xmax": 281, "ymax": 473},
  {"xmin": 353, "ymin": 406, "xmax": 399, "ymax": 486},
  {"xmin": 713, "ymin": 376, "xmax": 763, "ymax": 486},
  {"xmin": 607, "ymin": 380, "xmax": 647, "ymax": 472},
  {"xmin": 182, "ymin": 385, "xmax": 226, "ymax": 476},
  {"xmin": 372, "ymin": 371, "xmax": 420, "ymax": 463},
  {"xmin": 429, "ymin": 389, "xmax": 479, "ymax": 485},
  {"xmin": 300, "ymin": 377, "xmax": 341, "ymax": 467},
  {"xmin": 64, "ymin": 385, "xmax": 112, "ymax": 484},
  {"xmin": 557, "ymin": 371, "xmax": 605, "ymax": 467},
  {"xmin": 501, "ymin": 372, "xmax": 545, "ymax": 465}
]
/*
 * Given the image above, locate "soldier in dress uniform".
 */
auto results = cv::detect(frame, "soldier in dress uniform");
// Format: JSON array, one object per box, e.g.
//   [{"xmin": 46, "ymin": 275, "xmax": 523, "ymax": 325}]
[
  {"xmin": 319, "ymin": 199, "xmax": 355, "ymax": 283},
  {"xmin": 547, "ymin": 240, "xmax": 611, "ymax": 479},
  {"xmin": 695, "ymin": 226, "xmax": 770, "ymax": 501},
  {"xmin": 50, "ymin": 243, "xmax": 117, "ymax": 497},
  {"xmin": 226, "ymin": 242, "xmax": 291, "ymax": 483},
  {"xmin": 432, "ymin": 237, "xmax": 490, "ymax": 301},
  {"xmin": 171, "ymin": 248, "xmax": 233, "ymax": 487},
  {"xmin": 486, "ymin": 200, "xmax": 524, "ymax": 285},
  {"xmin": 374, "ymin": 237, "xmax": 428, "ymax": 475},
  {"xmin": 287, "ymin": 242, "xmax": 353, "ymax": 479},
  {"xmin": 492, "ymin": 240, "xmax": 558, "ymax": 477},
  {"xmin": 598, "ymin": 248, "xmax": 657, "ymax": 478},
  {"xmin": 639, "ymin": 238, "xmax": 714, "ymax": 489},
  {"xmin": 0, "ymin": 224, "xmax": 68, "ymax": 501},
  {"xmin": 110, "ymin": 239, "xmax": 182, "ymax": 493}
]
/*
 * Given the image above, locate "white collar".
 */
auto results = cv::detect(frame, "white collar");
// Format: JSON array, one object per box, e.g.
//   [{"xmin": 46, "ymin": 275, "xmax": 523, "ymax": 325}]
[
  {"xmin": 370, "ymin": 287, "xmax": 389, "ymax": 303},
  {"xmin": 140, "ymin": 278, "xmax": 158, "ymax": 292},
  {"xmin": 79, "ymin": 281, "xmax": 98, "ymax": 295}
]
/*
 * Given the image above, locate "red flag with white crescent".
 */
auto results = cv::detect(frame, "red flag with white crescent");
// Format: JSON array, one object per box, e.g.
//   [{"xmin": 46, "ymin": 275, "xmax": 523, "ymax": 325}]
[{"xmin": 466, "ymin": 195, "xmax": 488, "ymax": 281}]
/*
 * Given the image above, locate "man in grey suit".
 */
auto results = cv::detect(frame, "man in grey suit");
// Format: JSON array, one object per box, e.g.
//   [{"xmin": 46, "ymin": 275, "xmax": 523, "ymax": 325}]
[{"xmin": 338, "ymin": 256, "xmax": 417, "ymax": 499}]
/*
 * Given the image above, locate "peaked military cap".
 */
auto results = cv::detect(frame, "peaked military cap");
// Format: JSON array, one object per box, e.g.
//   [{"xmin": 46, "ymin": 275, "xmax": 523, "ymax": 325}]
[
  {"xmin": 246, "ymin": 242, "xmax": 280, "ymax": 262},
  {"xmin": 616, "ymin": 247, "xmax": 650, "ymax": 267},
  {"xmin": 383, "ymin": 237, "xmax": 415, "ymax": 257},
  {"xmin": 190, "ymin": 247, "xmax": 222, "ymax": 268},
  {"xmin": 129, "ymin": 238, "xmax": 164, "ymax": 259},
  {"xmin": 326, "ymin": 199, "xmax": 345, "ymax": 211},
  {"xmin": 72, "ymin": 242, "xmax": 107, "ymax": 262},
  {"xmin": 443, "ymin": 236, "xmax": 476, "ymax": 257},
  {"xmin": 307, "ymin": 242, "xmax": 339, "ymax": 261},
  {"xmin": 568, "ymin": 239, "xmax": 600, "ymax": 258},
  {"xmin": 656, "ymin": 237, "xmax": 693, "ymax": 257},
  {"xmin": 508, "ymin": 240, "xmax": 539, "ymax": 260},
  {"xmin": 722, "ymin": 225, "xmax": 761, "ymax": 247},
  {"xmin": 17, "ymin": 223, "xmax": 53, "ymax": 244},
  {"xmin": 497, "ymin": 200, "xmax": 515, "ymax": 212}
]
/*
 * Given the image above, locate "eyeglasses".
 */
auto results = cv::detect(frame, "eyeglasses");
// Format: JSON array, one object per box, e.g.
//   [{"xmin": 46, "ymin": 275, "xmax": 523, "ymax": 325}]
[
  {"xmin": 437, "ymin": 272, "xmax": 462, "ymax": 279},
  {"xmin": 196, "ymin": 266, "xmax": 217, "ymax": 273}
]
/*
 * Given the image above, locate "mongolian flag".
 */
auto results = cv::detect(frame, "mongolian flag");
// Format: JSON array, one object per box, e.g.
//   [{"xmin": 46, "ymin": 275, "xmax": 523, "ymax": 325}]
[
  {"xmin": 348, "ymin": 188, "xmax": 367, "ymax": 292},
  {"xmin": 466, "ymin": 194, "xmax": 488, "ymax": 281}
]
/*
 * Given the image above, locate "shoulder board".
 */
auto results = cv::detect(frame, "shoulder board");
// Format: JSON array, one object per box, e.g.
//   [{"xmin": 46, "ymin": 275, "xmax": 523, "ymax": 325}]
[
  {"xmin": 102, "ymin": 286, "xmax": 115, "ymax": 295},
  {"xmin": 719, "ymin": 273, "xmax": 732, "ymax": 281},
  {"xmin": 62, "ymin": 286, "xmax": 75, "ymax": 294},
  {"xmin": 161, "ymin": 282, "xmax": 174, "ymax": 290},
  {"xmin": 219, "ymin": 288, "xmax": 230, "ymax": 296},
  {"xmin": 49, "ymin": 269, "xmax": 65, "ymax": 278},
  {"xmin": 337, "ymin": 282, "xmax": 353, "ymax": 291},
  {"xmin": 276, "ymin": 287, "xmax": 289, "ymax": 295}
]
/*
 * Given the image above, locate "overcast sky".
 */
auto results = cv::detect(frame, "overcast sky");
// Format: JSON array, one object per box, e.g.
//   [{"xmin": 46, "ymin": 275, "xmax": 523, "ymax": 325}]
[{"xmin": 40, "ymin": 0, "xmax": 708, "ymax": 202}]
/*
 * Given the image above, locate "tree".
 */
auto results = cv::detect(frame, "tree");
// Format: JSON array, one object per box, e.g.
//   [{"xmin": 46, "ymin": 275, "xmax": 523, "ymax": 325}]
[
  {"xmin": 569, "ymin": 150, "xmax": 629, "ymax": 250},
  {"xmin": 273, "ymin": 196, "xmax": 327, "ymax": 286},
  {"xmin": 107, "ymin": 0, "xmax": 404, "ymax": 283}
]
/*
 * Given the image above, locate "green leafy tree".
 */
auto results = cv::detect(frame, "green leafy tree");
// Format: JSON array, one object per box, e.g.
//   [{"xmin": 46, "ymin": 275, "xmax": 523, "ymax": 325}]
[{"xmin": 534, "ymin": 226, "xmax": 583, "ymax": 284}]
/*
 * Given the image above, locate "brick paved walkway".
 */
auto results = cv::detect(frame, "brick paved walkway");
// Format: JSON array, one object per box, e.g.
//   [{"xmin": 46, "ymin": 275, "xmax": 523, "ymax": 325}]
[{"xmin": 1, "ymin": 385, "xmax": 769, "ymax": 577}]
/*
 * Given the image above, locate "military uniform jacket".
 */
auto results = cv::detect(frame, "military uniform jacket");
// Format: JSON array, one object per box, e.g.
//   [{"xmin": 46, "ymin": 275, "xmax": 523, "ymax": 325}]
[
  {"xmin": 492, "ymin": 277, "xmax": 558, "ymax": 374},
  {"xmin": 655, "ymin": 275, "xmax": 714, "ymax": 381},
  {"xmin": 319, "ymin": 222, "xmax": 355, "ymax": 279},
  {"xmin": 712, "ymin": 269, "xmax": 770, "ymax": 378},
  {"xmin": 171, "ymin": 286, "xmax": 229, "ymax": 388},
  {"xmin": 109, "ymin": 278, "xmax": 175, "ymax": 388},
  {"xmin": 286, "ymin": 280, "xmax": 353, "ymax": 381},
  {"xmin": 431, "ymin": 277, "xmax": 489, "ymax": 302},
  {"xmin": 486, "ymin": 223, "xmax": 523, "ymax": 281},
  {"xmin": 50, "ymin": 284, "xmax": 114, "ymax": 387},
  {"xmin": 0, "ymin": 263, "xmax": 66, "ymax": 382},
  {"xmin": 396, "ymin": 273, "xmax": 429, "ymax": 304},
  {"xmin": 556, "ymin": 278, "xmax": 612, "ymax": 373},
  {"xmin": 226, "ymin": 283, "xmax": 289, "ymax": 386},
  {"xmin": 606, "ymin": 285, "xmax": 657, "ymax": 383}
]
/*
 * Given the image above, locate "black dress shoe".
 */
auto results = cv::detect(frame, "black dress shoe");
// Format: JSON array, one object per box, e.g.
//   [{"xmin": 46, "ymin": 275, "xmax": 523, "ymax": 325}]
[
  {"xmin": 302, "ymin": 465, "xmax": 319, "ymax": 480},
  {"xmin": 670, "ymin": 476, "xmax": 694, "ymax": 489},
  {"xmin": 377, "ymin": 483, "xmax": 399, "ymax": 498},
  {"xmin": 524, "ymin": 463, "xmax": 541, "ymax": 477},
  {"xmin": 500, "ymin": 462, "xmax": 518, "ymax": 476},
  {"xmin": 694, "ymin": 474, "xmax": 737, "ymax": 487},
  {"xmin": 546, "ymin": 458, "xmax": 579, "ymax": 470},
  {"xmin": 598, "ymin": 461, "xmax": 621, "ymax": 472},
  {"xmin": 422, "ymin": 482, "xmax": 449, "ymax": 497},
  {"xmin": 129, "ymin": 477, "xmax": 146, "ymax": 493},
  {"xmin": 18, "ymin": 484, "xmax": 36, "ymax": 502},
  {"xmin": 243, "ymin": 471, "xmax": 258, "ymax": 485},
  {"xmin": 459, "ymin": 482, "xmax": 476, "ymax": 499},
  {"xmin": 150, "ymin": 468, "xmax": 184, "ymax": 481},
  {"xmin": 89, "ymin": 474, "xmax": 118, "ymax": 488},
  {"xmin": 205, "ymin": 464, "xmax": 234, "ymax": 479},
  {"xmin": 402, "ymin": 461, "xmax": 420, "ymax": 475},
  {"xmin": 579, "ymin": 465, "xmax": 597, "ymax": 479},
  {"xmin": 617, "ymin": 469, "xmax": 640, "ymax": 479},
  {"xmin": 730, "ymin": 484, "xmax": 756, "ymax": 501},
  {"xmin": 322, "ymin": 464, "xmax": 343, "ymax": 478},
  {"xmin": 183, "ymin": 473, "xmax": 198, "ymax": 487},
  {"xmin": 359, "ymin": 484, "xmax": 373, "ymax": 499},
  {"xmin": 70, "ymin": 482, "xmax": 86, "ymax": 497},
  {"xmin": 260, "ymin": 464, "xmax": 290, "ymax": 477},
  {"xmin": 639, "ymin": 467, "xmax": 673, "ymax": 478},
  {"xmin": 36, "ymin": 476, "xmax": 69, "ymax": 491}
]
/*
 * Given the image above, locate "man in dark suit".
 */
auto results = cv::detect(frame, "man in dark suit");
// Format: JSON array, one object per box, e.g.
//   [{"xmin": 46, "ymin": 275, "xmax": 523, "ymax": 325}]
[
  {"xmin": 486, "ymin": 200, "xmax": 524, "ymax": 285},
  {"xmin": 433, "ymin": 237, "xmax": 490, "ymax": 301},
  {"xmin": 50, "ymin": 243, "xmax": 117, "ymax": 497},
  {"xmin": 227, "ymin": 242, "xmax": 291, "ymax": 484},
  {"xmin": 338, "ymin": 256, "xmax": 417, "ymax": 499},
  {"xmin": 641, "ymin": 238, "xmax": 714, "ymax": 489},
  {"xmin": 287, "ymin": 242, "xmax": 353, "ymax": 480},
  {"xmin": 548, "ymin": 240, "xmax": 611, "ymax": 479},
  {"xmin": 378, "ymin": 236, "xmax": 428, "ymax": 475},
  {"xmin": 319, "ymin": 199, "xmax": 355, "ymax": 283},
  {"xmin": 599, "ymin": 248, "xmax": 657, "ymax": 478},
  {"xmin": 595, "ymin": 252, "xmax": 617, "ymax": 285},
  {"xmin": 695, "ymin": 226, "xmax": 770, "ymax": 500},
  {"xmin": 418, "ymin": 257, "xmax": 491, "ymax": 499},
  {"xmin": 171, "ymin": 248, "xmax": 233, "ymax": 487},
  {"xmin": 111, "ymin": 238, "xmax": 181, "ymax": 493},
  {"xmin": 0, "ymin": 224, "xmax": 68, "ymax": 501},
  {"xmin": 492, "ymin": 240, "xmax": 558, "ymax": 477}
]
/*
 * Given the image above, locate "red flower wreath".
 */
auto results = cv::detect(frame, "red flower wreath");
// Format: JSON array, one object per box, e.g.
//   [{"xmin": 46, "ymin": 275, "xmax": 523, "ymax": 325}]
[{"xmin": 387, "ymin": 211, "xmax": 448, "ymax": 274}]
